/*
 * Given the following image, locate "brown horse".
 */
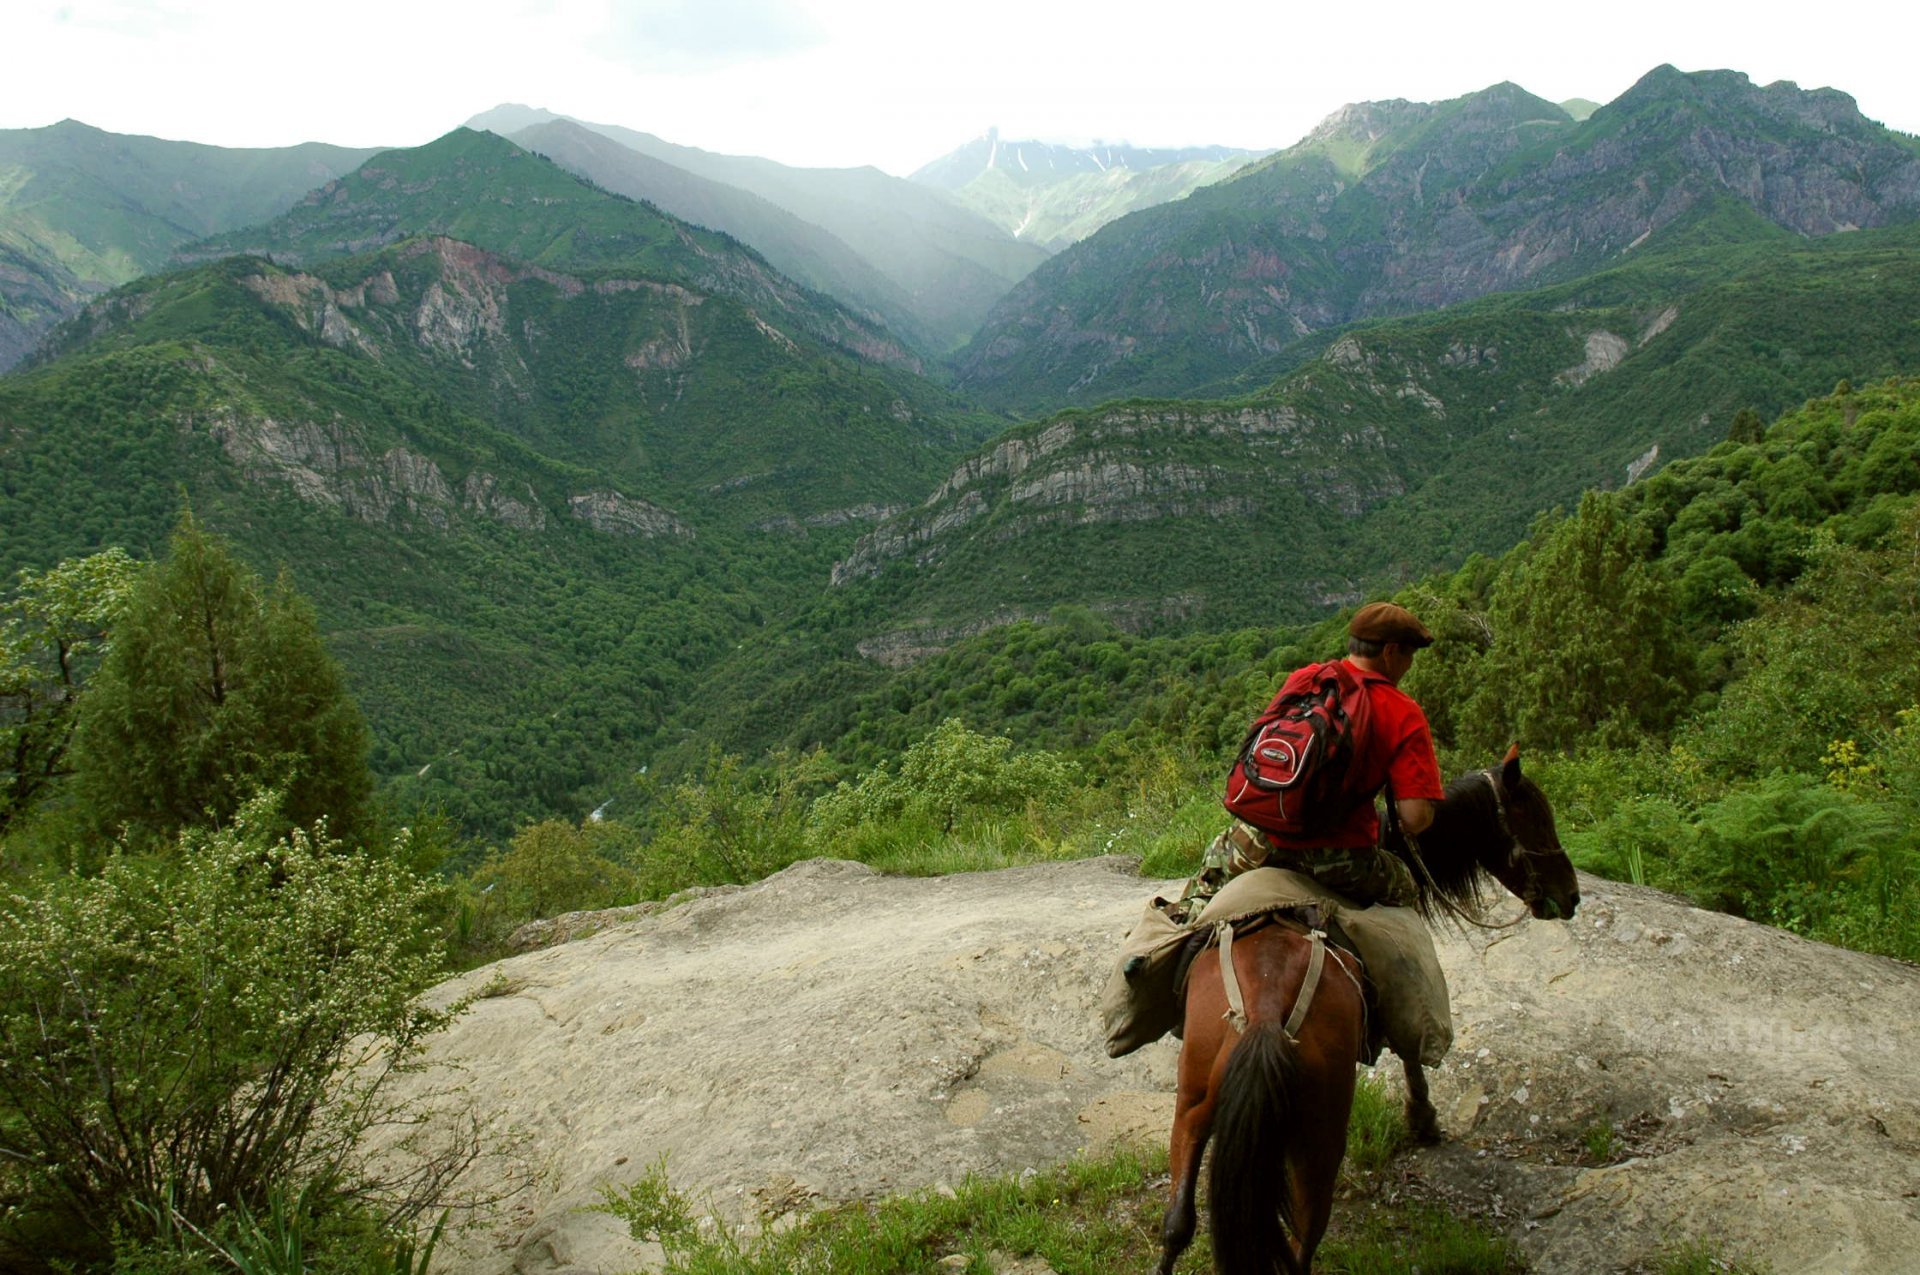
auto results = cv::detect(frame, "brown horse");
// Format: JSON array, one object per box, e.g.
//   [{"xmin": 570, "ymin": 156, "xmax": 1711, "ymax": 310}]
[{"xmin": 1156, "ymin": 747, "xmax": 1580, "ymax": 1274}]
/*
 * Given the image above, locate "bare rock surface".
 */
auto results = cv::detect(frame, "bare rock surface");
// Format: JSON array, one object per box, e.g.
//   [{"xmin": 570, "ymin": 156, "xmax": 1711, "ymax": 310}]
[{"xmin": 403, "ymin": 858, "xmax": 1920, "ymax": 1274}]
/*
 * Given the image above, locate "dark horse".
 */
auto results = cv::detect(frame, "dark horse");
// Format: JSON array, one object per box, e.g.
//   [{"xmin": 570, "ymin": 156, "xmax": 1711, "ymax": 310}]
[{"xmin": 1157, "ymin": 747, "xmax": 1580, "ymax": 1275}]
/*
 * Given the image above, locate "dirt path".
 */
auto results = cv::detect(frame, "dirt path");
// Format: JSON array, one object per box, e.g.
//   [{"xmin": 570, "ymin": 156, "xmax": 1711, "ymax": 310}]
[{"xmin": 397, "ymin": 857, "xmax": 1920, "ymax": 1274}]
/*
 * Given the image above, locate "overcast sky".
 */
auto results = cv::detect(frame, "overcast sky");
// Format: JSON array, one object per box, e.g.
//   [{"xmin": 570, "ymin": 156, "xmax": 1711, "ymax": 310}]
[{"xmin": 7, "ymin": 0, "xmax": 1917, "ymax": 175}]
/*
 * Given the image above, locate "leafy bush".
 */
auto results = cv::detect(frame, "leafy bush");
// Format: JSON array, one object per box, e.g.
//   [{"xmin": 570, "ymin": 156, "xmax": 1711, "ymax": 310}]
[
  {"xmin": 473, "ymin": 817, "xmax": 637, "ymax": 923},
  {"xmin": 633, "ymin": 750, "xmax": 816, "ymax": 896},
  {"xmin": 0, "ymin": 548, "xmax": 138, "ymax": 840},
  {"xmin": 68, "ymin": 513, "xmax": 374, "ymax": 854},
  {"xmin": 811, "ymin": 719, "xmax": 1077, "ymax": 836},
  {"xmin": 0, "ymin": 794, "xmax": 470, "ymax": 1270}
]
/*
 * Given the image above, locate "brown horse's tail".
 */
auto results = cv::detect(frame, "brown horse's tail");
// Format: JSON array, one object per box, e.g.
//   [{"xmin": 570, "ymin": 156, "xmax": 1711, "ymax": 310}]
[{"xmin": 1207, "ymin": 1019, "xmax": 1305, "ymax": 1275}]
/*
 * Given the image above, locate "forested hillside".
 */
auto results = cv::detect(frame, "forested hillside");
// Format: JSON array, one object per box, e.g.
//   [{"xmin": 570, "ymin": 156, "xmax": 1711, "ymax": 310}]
[
  {"xmin": 0, "ymin": 119, "xmax": 379, "ymax": 369},
  {"xmin": 820, "ymin": 221, "xmax": 1920, "ymax": 655},
  {"xmin": 2, "ymin": 200, "xmax": 1000, "ymax": 833}
]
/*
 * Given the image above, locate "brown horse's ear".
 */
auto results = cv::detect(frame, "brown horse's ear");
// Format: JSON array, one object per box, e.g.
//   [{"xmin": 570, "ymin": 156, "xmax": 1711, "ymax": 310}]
[{"xmin": 1502, "ymin": 743, "xmax": 1522, "ymax": 786}]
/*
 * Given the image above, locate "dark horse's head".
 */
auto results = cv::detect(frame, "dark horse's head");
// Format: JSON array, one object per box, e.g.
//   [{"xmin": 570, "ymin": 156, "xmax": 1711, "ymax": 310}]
[{"xmin": 1406, "ymin": 745, "xmax": 1581, "ymax": 924}]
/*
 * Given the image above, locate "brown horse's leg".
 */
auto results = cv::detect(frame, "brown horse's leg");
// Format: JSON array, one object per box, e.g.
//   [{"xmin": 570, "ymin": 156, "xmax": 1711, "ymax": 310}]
[
  {"xmin": 1278, "ymin": 1012, "xmax": 1359, "ymax": 1270},
  {"xmin": 1160, "ymin": 956, "xmax": 1226, "ymax": 1275},
  {"xmin": 1158, "ymin": 1084, "xmax": 1210, "ymax": 1274},
  {"xmin": 1402, "ymin": 1054, "xmax": 1442, "ymax": 1144}
]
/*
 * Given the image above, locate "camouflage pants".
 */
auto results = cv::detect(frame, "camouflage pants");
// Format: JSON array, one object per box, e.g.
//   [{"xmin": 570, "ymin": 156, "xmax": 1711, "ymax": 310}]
[{"xmin": 1175, "ymin": 819, "xmax": 1418, "ymax": 920}]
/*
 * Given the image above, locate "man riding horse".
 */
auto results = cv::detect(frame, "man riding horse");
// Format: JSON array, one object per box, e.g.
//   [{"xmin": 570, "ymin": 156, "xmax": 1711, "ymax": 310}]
[
  {"xmin": 1122, "ymin": 601, "xmax": 1582, "ymax": 1273},
  {"xmin": 1177, "ymin": 601, "xmax": 1445, "ymax": 919}
]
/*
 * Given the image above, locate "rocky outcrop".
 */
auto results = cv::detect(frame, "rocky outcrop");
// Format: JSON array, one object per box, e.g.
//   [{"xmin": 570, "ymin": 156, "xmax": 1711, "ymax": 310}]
[
  {"xmin": 854, "ymin": 609, "xmax": 1043, "ymax": 667},
  {"xmin": 461, "ymin": 472, "xmax": 548, "ymax": 531},
  {"xmin": 1557, "ymin": 330, "xmax": 1629, "ymax": 386},
  {"xmin": 830, "ymin": 399, "xmax": 1388, "ymax": 586},
  {"xmin": 567, "ymin": 491, "xmax": 694, "ymax": 539},
  {"xmin": 207, "ymin": 412, "xmax": 554, "ymax": 534},
  {"xmin": 240, "ymin": 271, "xmax": 378, "ymax": 357},
  {"xmin": 384, "ymin": 858, "xmax": 1920, "ymax": 1275}
]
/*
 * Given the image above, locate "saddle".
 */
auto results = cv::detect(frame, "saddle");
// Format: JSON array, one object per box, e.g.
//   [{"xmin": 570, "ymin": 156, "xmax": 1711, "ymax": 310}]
[{"xmin": 1100, "ymin": 867, "xmax": 1452, "ymax": 1066}]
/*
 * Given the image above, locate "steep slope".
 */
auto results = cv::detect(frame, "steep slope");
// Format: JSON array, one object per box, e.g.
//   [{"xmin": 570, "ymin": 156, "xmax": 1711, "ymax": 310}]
[
  {"xmin": 834, "ymin": 221, "xmax": 1920, "ymax": 652},
  {"xmin": 187, "ymin": 127, "xmax": 922, "ymax": 373},
  {"xmin": 910, "ymin": 130, "xmax": 1263, "ymax": 250},
  {"xmin": 3, "ymin": 229, "xmax": 1000, "ymax": 833},
  {"xmin": 954, "ymin": 68, "xmax": 1920, "ymax": 413},
  {"xmin": 503, "ymin": 118, "xmax": 935, "ymax": 352},
  {"xmin": 0, "ymin": 119, "xmax": 379, "ymax": 369},
  {"xmin": 467, "ymin": 105, "xmax": 1051, "ymax": 353}
]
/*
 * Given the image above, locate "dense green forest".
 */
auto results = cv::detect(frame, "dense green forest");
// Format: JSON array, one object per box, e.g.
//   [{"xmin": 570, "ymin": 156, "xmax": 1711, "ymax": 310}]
[{"xmin": 5, "ymin": 378, "xmax": 1915, "ymax": 1271}]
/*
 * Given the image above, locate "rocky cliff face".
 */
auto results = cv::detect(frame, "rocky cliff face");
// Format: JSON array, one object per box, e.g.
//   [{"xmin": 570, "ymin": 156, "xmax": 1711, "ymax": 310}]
[
  {"xmin": 831, "ymin": 391, "xmax": 1408, "ymax": 591},
  {"xmin": 955, "ymin": 67, "xmax": 1920, "ymax": 412},
  {"xmin": 209, "ymin": 410, "xmax": 563, "ymax": 534}
]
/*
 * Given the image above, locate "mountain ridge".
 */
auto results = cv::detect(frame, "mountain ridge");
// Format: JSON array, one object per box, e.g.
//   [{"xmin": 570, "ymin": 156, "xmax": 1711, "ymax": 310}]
[
  {"xmin": 466, "ymin": 104, "xmax": 1050, "ymax": 354},
  {"xmin": 952, "ymin": 66, "xmax": 1920, "ymax": 413},
  {"xmin": 182, "ymin": 127, "xmax": 923, "ymax": 373},
  {"xmin": 0, "ymin": 119, "xmax": 381, "ymax": 369}
]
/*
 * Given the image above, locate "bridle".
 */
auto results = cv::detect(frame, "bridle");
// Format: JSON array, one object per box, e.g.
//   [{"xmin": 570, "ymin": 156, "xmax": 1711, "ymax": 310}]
[
  {"xmin": 1399, "ymin": 769, "xmax": 1552, "ymax": 929},
  {"xmin": 1476, "ymin": 768, "xmax": 1562, "ymax": 920}
]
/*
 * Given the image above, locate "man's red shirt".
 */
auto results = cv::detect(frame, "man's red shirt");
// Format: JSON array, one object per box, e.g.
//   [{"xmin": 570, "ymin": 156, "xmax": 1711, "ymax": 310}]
[{"xmin": 1264, "ymin": 658, "xmax": 1445, "ymax": 851}]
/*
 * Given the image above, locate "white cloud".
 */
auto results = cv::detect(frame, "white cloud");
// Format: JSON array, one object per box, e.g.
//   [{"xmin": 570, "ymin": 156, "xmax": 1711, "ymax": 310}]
[
  {"xmin": 2, "ymin": 0, "xmax": 1915, "ymax": 171},
  {"xmin": 596, "ymin": 0, "xmax": 822, "ymax": 71}
]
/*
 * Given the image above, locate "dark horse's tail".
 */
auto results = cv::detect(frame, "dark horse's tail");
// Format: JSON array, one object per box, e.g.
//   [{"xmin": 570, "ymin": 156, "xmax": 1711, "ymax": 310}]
[{"xmin": 1207, "ymin": 1019, "xmax": 1305, "ymax": 1275}]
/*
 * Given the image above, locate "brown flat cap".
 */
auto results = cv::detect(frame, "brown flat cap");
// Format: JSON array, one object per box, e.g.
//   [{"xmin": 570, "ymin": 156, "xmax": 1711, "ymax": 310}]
[{"xmin": 1349, "ymin": 602, "xmax": 1434, "ymax": 648}]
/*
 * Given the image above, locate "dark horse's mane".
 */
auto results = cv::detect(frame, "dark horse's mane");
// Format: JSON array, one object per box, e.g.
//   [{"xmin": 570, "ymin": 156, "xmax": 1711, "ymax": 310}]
[{"xmin": 1394, "ymin": 769, "xmax": 1507, "ymax": 922}]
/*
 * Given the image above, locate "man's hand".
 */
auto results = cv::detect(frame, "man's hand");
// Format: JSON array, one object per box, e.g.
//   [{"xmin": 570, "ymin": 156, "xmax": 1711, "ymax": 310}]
[{"xmin": 1396, "ymin": 797, "xmax": 1436, "ymax": 837}]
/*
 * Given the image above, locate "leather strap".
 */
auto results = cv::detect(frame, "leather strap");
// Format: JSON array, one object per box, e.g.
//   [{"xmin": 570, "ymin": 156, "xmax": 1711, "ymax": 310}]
[
  {"xmin": 1283, "ymin": 930, "xmax": 1328, "ymax": 1041},
  {"xmin": 1216, "ymin": 921, "xmax": 1249, "ymax": 1034},
  {"xmin": 1215, "ymin": 922, "xmax": 1330, "ymax": 1041}
]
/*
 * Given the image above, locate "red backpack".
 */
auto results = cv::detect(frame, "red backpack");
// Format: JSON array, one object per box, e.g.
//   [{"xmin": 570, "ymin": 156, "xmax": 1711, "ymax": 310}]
[{"xmin": 1223, "ymin": 660, "xmax": 1373, "ymax": 836}]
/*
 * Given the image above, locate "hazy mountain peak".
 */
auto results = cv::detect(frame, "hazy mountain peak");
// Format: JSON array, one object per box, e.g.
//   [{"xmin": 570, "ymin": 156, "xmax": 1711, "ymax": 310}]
[
  {"xmin": 1303, "ymin": 99, "xmax": 1433, "ymax": 147},
  {"xmin": 909, "ymin": 132, "xmax": 1261, "ymax": 191},
  {"xmin": 465, "ymin": 103, "xmax": 567, "ymax": 136}
]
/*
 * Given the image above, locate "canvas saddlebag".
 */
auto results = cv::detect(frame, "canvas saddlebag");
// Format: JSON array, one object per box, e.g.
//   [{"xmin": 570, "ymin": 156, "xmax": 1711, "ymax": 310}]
[{"xmin": 1100, "ymin": 866, "xmax": 1452, "ymax": 1067}]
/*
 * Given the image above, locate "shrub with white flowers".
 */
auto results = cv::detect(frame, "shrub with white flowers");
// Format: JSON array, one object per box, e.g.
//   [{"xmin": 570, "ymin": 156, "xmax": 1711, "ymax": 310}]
[{"xmin": 0, "ymin": 791, "xmax": 467, "ymax": 1267}]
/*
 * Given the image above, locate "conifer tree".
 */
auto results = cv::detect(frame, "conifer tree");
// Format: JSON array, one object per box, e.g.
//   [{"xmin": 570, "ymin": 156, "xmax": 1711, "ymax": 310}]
[
  {"xmin": 1457, "ymin": 492, "xmax": 1687, "ymax": 755},
  {"xmin": 69, "ymin": 513, "xmax": 372, "ymax": 850}
]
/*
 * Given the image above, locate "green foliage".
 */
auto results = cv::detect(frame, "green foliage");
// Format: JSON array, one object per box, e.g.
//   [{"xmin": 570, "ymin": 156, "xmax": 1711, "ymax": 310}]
[
  {"xmin": 1341, "ymin": 1073, "xmax": 1410, "ymax": 1179},
  {"xmin": 633, "ymin": 749, "xmax": 817, "ymax": 896},
  {"xmin": 812, "ymin": 718, "xmax": 1077, "ymax": 836},
  {"xmin": 1679, "ymin": 776, "xmax": 1909, "ymax": 927},
  {"xmin": 475, "ymin": 817, "xmax": 637, "ymax": 922},
  {"xmin": 67, "ymin": 513, "xmax": 372, "ymax": 854},
  {"xmin": 1681, "ymin": 515, "xmax": 1920, "ymax": 780},
  {"xmin": 592, "ymin": 1136, "xmax": 1516, "ymax": 1275},
  {"xmin": 1727, "ymin": 406, "xmax": 1766, "ymax": 444},
  {"xmin": 0, "ymin": 548, "xmax": 138, "ymax": 836},
  {"xmin": 1453, "ymin": 493, "xmax": 1687, "ymax": 754},
  {"xmin": 1659, "ymin": 1239, "xmax": 1771, "ymax": 1275},
  {"xmin": 0, "ymin": 793, "xmax": 465, "ymax": 1271},
  {"xmin": 1580, "ymin": 1116, "xmax": 1622, "ymax": 1164}
]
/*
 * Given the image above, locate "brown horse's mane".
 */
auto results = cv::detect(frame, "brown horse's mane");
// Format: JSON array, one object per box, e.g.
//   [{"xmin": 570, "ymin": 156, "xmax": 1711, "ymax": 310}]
[{"xmin": 1395, "ymin": 770, "xmax": 1505, "ymax": 922}]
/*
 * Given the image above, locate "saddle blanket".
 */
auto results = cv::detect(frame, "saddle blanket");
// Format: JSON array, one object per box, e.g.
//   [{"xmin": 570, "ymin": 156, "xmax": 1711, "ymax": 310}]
[{"xmin": 1100, "ymin": 866, "xmax": 1452, "ymax": 1067}]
